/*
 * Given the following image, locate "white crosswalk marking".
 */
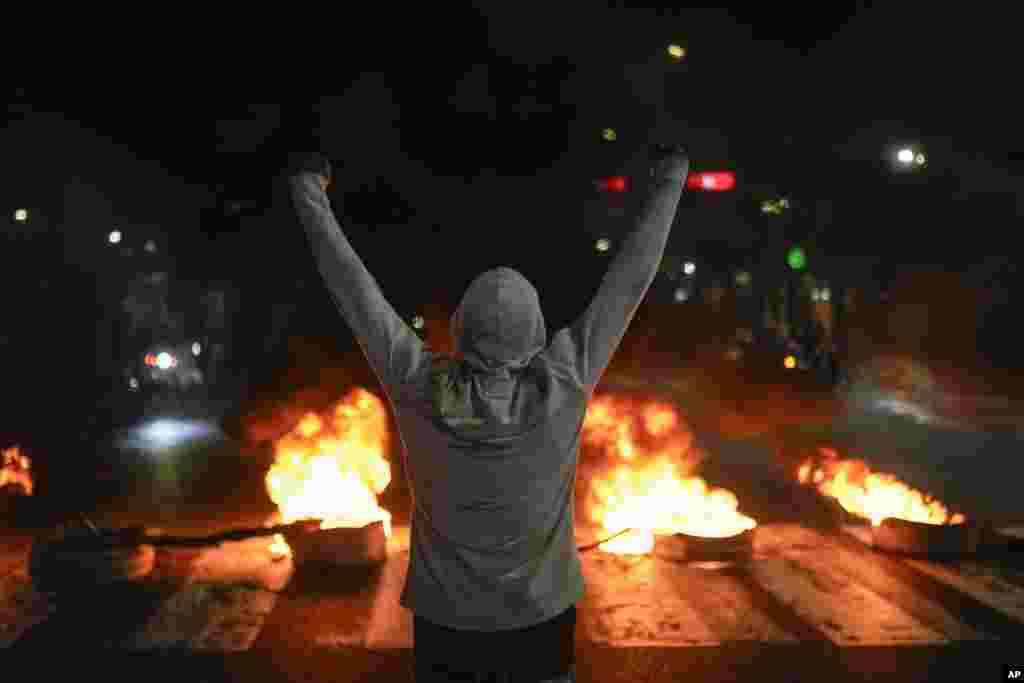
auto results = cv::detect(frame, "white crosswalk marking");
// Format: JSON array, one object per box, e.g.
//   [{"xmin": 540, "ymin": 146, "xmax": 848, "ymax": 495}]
[
  {"xmin": 579, "ymin": 552, "xmax": 721, "ymax": 646},
  {"xmin": 903, "ymin": 558, "xmax": 1024, "ymax": 625},
  {"xmin": 747, "ymin": 557, "xmax": 948, "ymax": 645},
  {"xmin": 2, "ymin": 523, "xmax": 1023, "ymax": 651}
]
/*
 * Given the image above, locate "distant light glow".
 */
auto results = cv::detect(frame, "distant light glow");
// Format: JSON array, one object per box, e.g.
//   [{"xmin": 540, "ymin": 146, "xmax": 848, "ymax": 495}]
[
  {"xmin": 117, "ymin": 418, "xmax": 223, "ymax": 451},
  {"xmin": 144, "ymin": 240, "xmax": 157, "ymax": 253},
  {"xmin": 599, "ymin": 176, "xmax": 628, "ymax": 193},
  {"xmin": 761, "ymin": 197, "xmax": 789, "ymax": 215},
  {"xmin": 601, "ymin": 128, "xmax": 617, "ymax": 142},
  {"xmin": 156, "ymin": 352, "xmax": 174, "ymax": 370},
  {"xmin": 735, "ymin": 271, "xmax": 751, "ymax": 287},
  {"xmin": 667, "ymin": 44, "xmax": 686, "ymax": 59},
  {"xmin": 915, "ymin": 153, "xmax": 926, "ymax": 166},
  {"xmin": 129, "ymin": 377, "xmax": 139, "ymax": 390},
  {"xmin": 897, "ymin": 148, "xmax": 915, "ymax": 164},
  {"xmin": 596, "ymin": 238, "xmax": 611, "ymax": 252},
  {"xmin": 821, "ymin": 288, "xmax": 831, "ymax": 302},
  {"xmin": 784, "ymin": 355, "xmax": 797, "ymax": 369},
  {"xmin": 787, "ymin": 247, "xmax": 806, "ymax": 270},
  {"xmin": 683, "ymin": 261, "xmax": 696, "ymax": 276},
  {"xmin": 687, "ymin": 171, "xmax": 735, "ymax": 191},
  {"xmin": 412, "ymin": 315, "xmax": 425, "ymax": 329},
  {"xmin": 192, "ymin": 341, "xmax": 202, "ymax": 356},
  {"xmin": 674, "ymin": 288, "xmax": 690, "ymax": 302},
  {"xmin": 108, "ymin": 230, "xmax": 122, "ymax": 244},
  {"xmin": 14, "ymin": 208, "xmax": 28, "ymax": 222},
  {"xmin": 144, "ymin": 420, "xmax": 181, "ymax": 445}
]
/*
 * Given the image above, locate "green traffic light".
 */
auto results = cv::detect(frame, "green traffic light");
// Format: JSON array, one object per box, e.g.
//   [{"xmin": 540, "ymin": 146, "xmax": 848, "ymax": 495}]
[{"xmin": 787, "ymin": 246, "xmax": 806, "ymax": 270}]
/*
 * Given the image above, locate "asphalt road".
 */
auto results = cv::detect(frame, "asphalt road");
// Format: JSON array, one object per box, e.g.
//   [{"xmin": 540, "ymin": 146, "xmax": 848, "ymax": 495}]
[{"xmin": 4, "ymin": 371, "xmax": 1024, "ymax": 681}]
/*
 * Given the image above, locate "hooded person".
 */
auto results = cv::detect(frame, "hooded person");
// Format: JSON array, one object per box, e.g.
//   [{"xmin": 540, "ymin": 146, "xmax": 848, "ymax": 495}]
[{"xmin": 288, "ymin": 146, "xmax": 688, "ymax": 682}]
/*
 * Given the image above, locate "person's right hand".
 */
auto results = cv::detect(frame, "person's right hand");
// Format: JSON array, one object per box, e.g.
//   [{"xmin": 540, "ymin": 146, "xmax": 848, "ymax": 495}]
[
  {"xmin": 650, "ymin": 144, "xmax": 689, "ymax": 182},
  {"xmin": 288, "ymin": 152, "xmax": 333, "ymax": 188}
]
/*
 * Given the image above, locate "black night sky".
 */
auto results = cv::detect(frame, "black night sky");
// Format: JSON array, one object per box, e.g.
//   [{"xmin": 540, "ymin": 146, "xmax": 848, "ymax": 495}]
[
  {"xmin": 4, "ymin": 2, "xmax": 1024, "ymax": 455},
  {"xmin": 7, "ymin": 4, "xmax": 1023, "ymax": 340}
]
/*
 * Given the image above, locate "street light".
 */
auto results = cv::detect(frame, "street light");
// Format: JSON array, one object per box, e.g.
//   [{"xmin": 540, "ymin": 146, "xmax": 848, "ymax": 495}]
[
  {"xmin": 596, "ymin": 238, "xmax": 611, "ymax": 253},
  {"xmin": 14, "ymin": 208, "xmax": 28, "ymax": 222},
  {"xmin": 761, "ymin": 197, "xmax": 789, "ymax": 215},
  {"xmin": 601, "ymin": 128, "xmax": 617, "ymax": 142},
  {"xmin": 108, "ymin": 230, "xmax": 122, "ymax": 244},
  {"xmin": 896, "ymin": 146, "xmax": 927, "ymax": 168},
  {"xmin": 667, "ymin": 44, "xmax": 686, "ymax": 60},
  {"xmin": 683, "ymin": 261, "xmax": 696, "ymax": 276}
]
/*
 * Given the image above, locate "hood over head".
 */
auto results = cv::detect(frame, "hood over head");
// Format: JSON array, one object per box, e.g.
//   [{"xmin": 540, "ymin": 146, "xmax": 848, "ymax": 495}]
[{"xmin": 450, "ymin": 267, "xmax": 546, "ymax": 376}]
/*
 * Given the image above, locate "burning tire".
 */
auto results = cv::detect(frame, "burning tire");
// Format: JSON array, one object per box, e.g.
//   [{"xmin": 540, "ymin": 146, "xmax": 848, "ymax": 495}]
[
  {"xmin": 655, "ymin": 527, "xmax": 757, "ymax": 563},
  {"xmin": 285, "ymin": 520, "xmax": 387, "ymax": 567},
  {"xmin": 870, "ymin": 516, "xmax": 980, "ymax": 556}
]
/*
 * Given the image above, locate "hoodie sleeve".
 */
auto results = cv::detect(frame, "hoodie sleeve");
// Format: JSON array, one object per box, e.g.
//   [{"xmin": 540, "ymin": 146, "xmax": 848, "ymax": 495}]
[
  {"xmin": 289, "ymin": 173, "xmax": 427, "ymax": 390},
  {"xmin": 552, "ymin": 176, "xmax": 684, "ymax": 390}
]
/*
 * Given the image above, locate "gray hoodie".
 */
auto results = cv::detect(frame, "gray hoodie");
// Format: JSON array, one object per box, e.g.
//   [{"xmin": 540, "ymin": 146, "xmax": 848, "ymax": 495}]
[{"xmin": 290, "ymin": 163, "xmax": 684, "ymax": 631}]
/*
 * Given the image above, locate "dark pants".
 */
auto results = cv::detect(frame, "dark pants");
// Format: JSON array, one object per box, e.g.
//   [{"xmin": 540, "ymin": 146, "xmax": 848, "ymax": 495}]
[{"xmin": 413, "ymin": 606, "xmax": 576, "ymax": 682}]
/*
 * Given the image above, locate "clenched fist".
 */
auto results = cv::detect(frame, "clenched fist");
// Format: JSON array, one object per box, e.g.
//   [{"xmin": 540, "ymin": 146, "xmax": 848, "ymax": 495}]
[{"xmin": 650, "ymin": 144, "xmax": 689, "ymax": 183}]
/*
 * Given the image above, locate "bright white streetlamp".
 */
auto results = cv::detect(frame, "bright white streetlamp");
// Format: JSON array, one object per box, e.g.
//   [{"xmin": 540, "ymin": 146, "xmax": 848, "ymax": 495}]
[
  {"xmin": 596, "ymin": 238, "xmax": 611, "ymax": 252},
  {"xmin": 897, "ymin": 148, "xmax": 915, "ymax": 165},
  {"xmin": 683, "ymin": 261, "xmax": 696, "ymax": 276},
  {"xmin": 14, "ymin": 208, "xmax": 28, "ymax": 222},
  {"xmin": 108, "ymin": 230, "xmax": 122, "ymax": 244}
]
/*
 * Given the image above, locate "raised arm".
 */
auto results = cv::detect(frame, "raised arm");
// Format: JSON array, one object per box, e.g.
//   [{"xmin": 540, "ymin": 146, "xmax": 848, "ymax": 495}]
[
  {"xmin": 288, "ymin": 157, "xmax": 425, "ymax": 390},
  {"xmin": 553, "ymin": 146, "xmax": 688, "ymax": 390}
]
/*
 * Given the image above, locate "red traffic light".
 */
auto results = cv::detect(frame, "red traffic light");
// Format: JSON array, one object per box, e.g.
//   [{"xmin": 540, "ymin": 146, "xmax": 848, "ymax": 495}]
[
  {"xmin": 597, "ymin": 176, "xmax": 628, "ymax": 193},
  {"xmin": 687, "ymin": 171, "xmax": 735, "ymax": 191}
]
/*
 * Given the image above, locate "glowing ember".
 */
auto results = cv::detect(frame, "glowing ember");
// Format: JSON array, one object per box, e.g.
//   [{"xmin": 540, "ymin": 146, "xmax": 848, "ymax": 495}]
[
  {"xmin": 268, "ymin": 534, "xmax": 291, "ymax": 560},
  {"xmin": 264, "ymin": 388, "xmax": 393, "ymax": 556},
  {"xmin": 797, "ymin": 447, "xmax": 965, "ymax": 527},
  {"xmin": 1, "ymin": 446, "xmax": 32, "ymax": 495},
  {"xmin": 582, "ymin": 395, "xmax": 757, "ymax": 554}
]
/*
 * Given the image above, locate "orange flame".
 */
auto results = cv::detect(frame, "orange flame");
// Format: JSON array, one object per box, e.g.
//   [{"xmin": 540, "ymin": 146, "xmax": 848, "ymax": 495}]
[
  {"xmin": 797, "ymin": 447, "xmax": 965, "ymax": 527},
  {"xmin": 583, "ymin": 395, "xmax": 757, "ymax": 554},
  {"xmin": 0, "ymin": 446, "xmax": 32, "ymax": 496},
  {"xmin": 265, "ymin": 388, "xmax": 393, "ymax": 557}
]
